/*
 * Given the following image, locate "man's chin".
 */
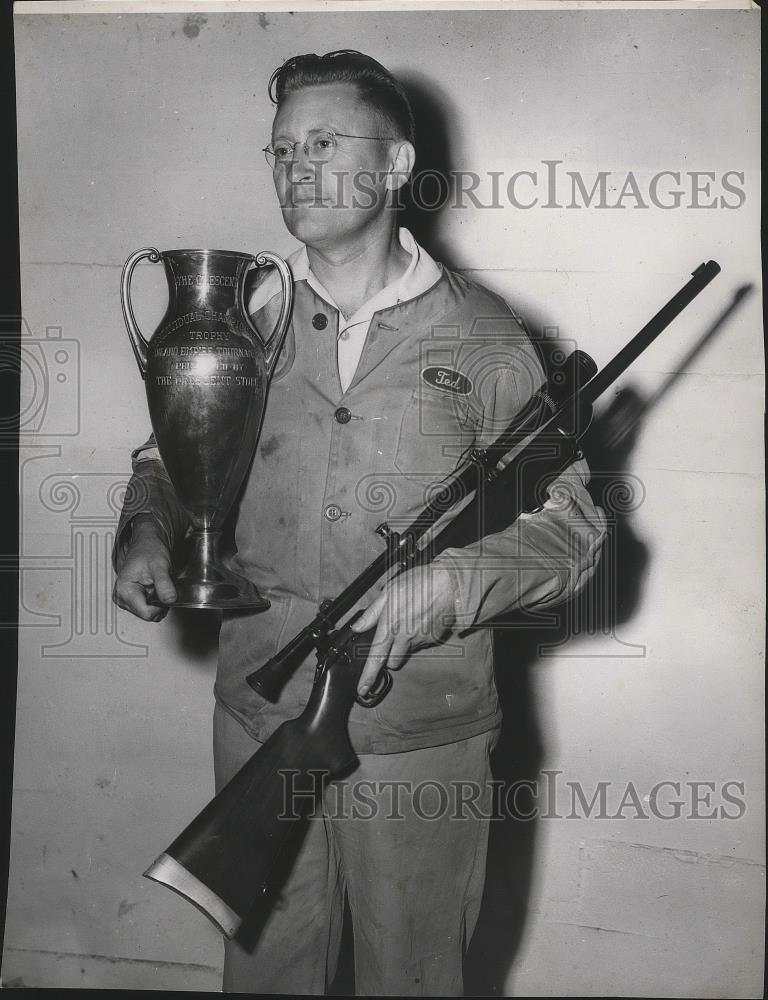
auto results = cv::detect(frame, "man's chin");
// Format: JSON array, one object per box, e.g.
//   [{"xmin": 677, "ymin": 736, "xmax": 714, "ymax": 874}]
[{"xmin": 280, "ymin": 207, "xmax": 340, "ymax": 246}]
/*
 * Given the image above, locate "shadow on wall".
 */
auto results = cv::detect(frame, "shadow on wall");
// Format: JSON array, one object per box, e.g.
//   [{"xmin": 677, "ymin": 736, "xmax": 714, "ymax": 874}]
[
  {"xmin": 463, "ymin": 282, "xmax": 751, "ymax": 996},
  {"xmin": 167, "ymin": 606, "xmax": 221, "ymax": 663},
  {"xmin": 462, "ymin": 398, "xmax": 652, "ymax": 997},
  {"xmin": 399, "ymin": 72, "xmax": 461, "ymax": 270}
]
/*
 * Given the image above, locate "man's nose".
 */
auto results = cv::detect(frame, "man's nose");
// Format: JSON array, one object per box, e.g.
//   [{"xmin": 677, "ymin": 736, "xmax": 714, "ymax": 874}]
[{"xmin": 287, "ymin": 142, "xmax": 315, "ymax": 180}]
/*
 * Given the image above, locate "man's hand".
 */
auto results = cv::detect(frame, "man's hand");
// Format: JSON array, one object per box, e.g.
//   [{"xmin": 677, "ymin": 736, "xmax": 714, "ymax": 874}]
[
  {"xmin": 112, "ymin": 515, "xmax": 177, "ymax": 622},
  {"xmin": 350, "ymin": 565, "xmax": 458, "ymax": 696}
]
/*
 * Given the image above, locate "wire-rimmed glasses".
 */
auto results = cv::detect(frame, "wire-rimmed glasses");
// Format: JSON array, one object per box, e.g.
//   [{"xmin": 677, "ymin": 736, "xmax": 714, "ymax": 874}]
[{"xmin": 263, "ymin": 129, "xmax": 397, "ymax": 169}]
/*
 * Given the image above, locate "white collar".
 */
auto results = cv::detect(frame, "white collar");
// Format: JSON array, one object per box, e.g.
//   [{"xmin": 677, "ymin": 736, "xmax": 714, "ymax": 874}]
[{"xmin": 248, "ymin": 227, "xmax": 441, "ymax": 324}]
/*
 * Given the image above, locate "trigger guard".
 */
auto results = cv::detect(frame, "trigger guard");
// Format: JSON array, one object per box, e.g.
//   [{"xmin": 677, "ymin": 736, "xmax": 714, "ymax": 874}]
[{"xmin": 355, "ymin": 668, "xmax": 393, "ymax": 708}]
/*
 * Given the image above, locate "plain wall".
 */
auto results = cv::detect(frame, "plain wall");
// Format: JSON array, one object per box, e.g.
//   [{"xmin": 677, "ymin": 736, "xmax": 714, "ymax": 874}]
[{"xmin": 5, "ymin": 6, "xmax": 763, "ymax": 996}]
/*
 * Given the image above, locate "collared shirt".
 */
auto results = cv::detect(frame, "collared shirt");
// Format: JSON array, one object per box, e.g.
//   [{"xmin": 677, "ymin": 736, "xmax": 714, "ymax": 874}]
[{"xmin": 248, "ymin": 227, "xmax": 442, "ymax": 391}]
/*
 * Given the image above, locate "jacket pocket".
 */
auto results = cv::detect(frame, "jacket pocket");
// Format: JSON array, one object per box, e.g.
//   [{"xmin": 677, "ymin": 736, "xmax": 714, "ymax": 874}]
[
  {"xmin": 369, "ymin": 631, "xmax": 498, "ymax": 739},
  {"xmin": 217, "ymin": 592, "xmax": 296, "ymax": 718}
]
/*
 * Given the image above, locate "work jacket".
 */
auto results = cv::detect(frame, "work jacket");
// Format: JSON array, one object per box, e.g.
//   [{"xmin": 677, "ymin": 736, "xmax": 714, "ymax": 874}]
[{"xmin": 114, "ymin": 265, "xmax": 606, "ymax": 753}]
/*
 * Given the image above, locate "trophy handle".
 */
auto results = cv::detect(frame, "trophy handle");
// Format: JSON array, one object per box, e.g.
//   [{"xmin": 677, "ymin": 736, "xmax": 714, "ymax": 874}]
[
  {"xmin": 245, "ymin": 252, "xmax": 294, "ymax": 379},
  {"xmin": 121, "ymin": 247, "xmax": 162, "ymax": 378}
]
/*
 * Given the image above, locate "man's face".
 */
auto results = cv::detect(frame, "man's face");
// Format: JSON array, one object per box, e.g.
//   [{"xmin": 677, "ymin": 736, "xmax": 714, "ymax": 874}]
[{"xmin": 269, "ymin": 82, "xmax": 400, "ymax": 250}]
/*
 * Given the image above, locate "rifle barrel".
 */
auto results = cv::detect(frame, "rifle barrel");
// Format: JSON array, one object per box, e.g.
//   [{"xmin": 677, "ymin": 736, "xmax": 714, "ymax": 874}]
[{"xmin": 585, "ymin": 261, "xmax": 720, "ymax": 402}]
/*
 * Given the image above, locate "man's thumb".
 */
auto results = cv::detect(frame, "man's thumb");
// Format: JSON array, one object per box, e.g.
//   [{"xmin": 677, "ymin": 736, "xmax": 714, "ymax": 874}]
[
  {"xmin": 350, "ymin": 606, "xmax": 375, "ymax": 632},
  {"xmin": 152, "ymin": 565, "xmax": 177, "ymax": 604}
]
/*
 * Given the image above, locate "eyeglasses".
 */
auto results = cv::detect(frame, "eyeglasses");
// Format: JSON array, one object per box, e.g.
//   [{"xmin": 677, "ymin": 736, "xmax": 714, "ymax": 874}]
[{"xmin": 263, "ymin": 129, "xmax": 397, "ymax": 169}]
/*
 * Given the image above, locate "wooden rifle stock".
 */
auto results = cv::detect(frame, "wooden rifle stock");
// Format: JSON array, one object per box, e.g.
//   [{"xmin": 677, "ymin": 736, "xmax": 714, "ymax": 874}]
[
  {"xmin": 144, "ymin": 620, "xmax": 375, "ymax": 938},
  {"xmin": 144, "ymin": 261, "xmax": 720, "ymax": 938}
]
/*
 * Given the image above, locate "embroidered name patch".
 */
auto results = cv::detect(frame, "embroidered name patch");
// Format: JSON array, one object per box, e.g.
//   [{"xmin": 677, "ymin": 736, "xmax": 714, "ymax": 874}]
[{"xmin": 421, "ymin": 366, "xmax": 473, "ymax": 396}]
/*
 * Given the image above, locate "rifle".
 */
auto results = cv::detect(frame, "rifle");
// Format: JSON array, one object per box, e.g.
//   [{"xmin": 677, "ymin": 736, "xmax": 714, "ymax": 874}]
[{"xmin": 143, "ymin": 261, "xmax": 721, "ymax": 938}]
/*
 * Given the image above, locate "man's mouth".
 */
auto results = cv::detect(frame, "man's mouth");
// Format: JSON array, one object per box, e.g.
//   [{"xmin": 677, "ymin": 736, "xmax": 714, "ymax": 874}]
[{"xmin": 285, "ymin": 186, "xmax": 328, "ymax": 206}]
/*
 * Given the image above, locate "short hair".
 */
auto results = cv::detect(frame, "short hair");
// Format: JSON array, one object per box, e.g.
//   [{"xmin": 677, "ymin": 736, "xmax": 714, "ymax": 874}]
[{"xmin": 268, "ymin": 49, "xmax": 415, "ymax": 146}]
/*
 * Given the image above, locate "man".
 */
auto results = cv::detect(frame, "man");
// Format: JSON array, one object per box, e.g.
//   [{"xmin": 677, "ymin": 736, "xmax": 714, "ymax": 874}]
[{"xmin": 113, "ymin": 50, "xmax": 605, "ymax": 996}]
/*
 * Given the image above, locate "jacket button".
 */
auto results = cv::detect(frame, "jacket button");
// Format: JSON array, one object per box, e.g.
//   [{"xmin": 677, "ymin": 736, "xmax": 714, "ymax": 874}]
[
  {"xmin": 312, "ymin": 313, "xmax": 328, "ymax": 330},
  {"xmin": 324, "ymin": 503, "xmax": 343, "ymax": 521},
  {"xmin": 334, "ymin": 406, "xmax": 352, "ymax": 424}
]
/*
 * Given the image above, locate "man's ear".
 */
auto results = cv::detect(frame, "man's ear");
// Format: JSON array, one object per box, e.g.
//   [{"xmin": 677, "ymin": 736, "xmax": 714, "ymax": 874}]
[{"xmin": 386, "ymin": 141, "xmax": 416, "ymax": 192}]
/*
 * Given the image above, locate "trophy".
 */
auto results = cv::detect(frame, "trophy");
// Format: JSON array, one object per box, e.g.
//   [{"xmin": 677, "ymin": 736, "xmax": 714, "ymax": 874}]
[{"xmin": 120, "ymin": 247, "xmax": 293, "ymax": 610}]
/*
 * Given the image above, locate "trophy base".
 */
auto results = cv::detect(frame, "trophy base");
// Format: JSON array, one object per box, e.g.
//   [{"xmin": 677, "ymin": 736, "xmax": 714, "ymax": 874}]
[
  {"xmin": 149, "ymin": 578, "xmax": 271, "ymax": 611},
  {"xmin": 147, "ymin": 530, "xmax": 271, "ymax": 611}
]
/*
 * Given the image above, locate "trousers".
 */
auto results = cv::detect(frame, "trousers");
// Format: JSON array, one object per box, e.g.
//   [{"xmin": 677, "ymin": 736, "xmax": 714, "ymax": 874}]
[{"xmin": 213, "ymin": 702, "xmax": 498, "ymax": 996}]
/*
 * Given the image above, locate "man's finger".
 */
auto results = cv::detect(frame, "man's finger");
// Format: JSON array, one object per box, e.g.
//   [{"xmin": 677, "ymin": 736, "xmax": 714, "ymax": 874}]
[
  {"xmin": 151, "ymin": 563, "xmax": 178, "ymax": 605},
  {"xmin": 115, "ymin": 580, "xmax": 168, "ymax": 622},
  {"xmin": 387, "ymin": 634, "xmax": 411, "ymax": 672},
  {"xmin": 350, "ymin": 590, "xmax": 386, "ymax": 633},
  {"xmin": 358, "ymin": 617, "xmax": 393, "ymax": 694}
]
